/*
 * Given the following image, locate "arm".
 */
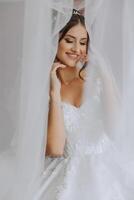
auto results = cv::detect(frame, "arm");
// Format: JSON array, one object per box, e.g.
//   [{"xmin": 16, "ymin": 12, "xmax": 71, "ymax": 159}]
[
  {"xmin": 45, "ymin": 92, "xmax": 66, "ymax": 157},
  {"xmin": 45, "ymin": 62, "xmax": 66, "ymax": 157}
]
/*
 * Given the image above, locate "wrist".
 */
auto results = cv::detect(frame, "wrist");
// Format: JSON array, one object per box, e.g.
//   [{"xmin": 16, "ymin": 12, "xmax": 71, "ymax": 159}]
[{"xmin": 49, "ymin": 90, "xmax": 61, "ymax": 103}]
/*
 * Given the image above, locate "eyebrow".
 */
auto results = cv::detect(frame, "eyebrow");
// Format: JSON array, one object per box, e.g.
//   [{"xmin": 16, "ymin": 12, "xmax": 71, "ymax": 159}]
[{"xmin": 65, "ymin": 34, "xmax": 87, "ymax": 40}]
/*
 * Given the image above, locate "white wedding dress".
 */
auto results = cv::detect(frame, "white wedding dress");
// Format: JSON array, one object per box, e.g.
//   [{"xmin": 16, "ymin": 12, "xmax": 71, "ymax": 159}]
[{"xmin": 34, "ymin": 95, "xmax": 126, "ymax": 200}]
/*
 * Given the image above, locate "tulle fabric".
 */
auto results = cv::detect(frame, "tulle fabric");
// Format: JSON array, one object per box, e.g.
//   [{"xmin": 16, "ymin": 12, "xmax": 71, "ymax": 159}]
[
  {"xmin": 0, "ymin": 0, "xmax": 134, "ymax": 199},
  {"xmin": 34, "ymin": 99, "xmax": 130, "ymax": 200}
]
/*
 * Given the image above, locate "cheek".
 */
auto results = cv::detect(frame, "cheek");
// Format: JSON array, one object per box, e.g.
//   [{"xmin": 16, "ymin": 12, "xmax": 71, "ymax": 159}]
[
  {"xmin": 57, "ymin": 42, "xmax": 72, "ymax": 57},
  {"xmin": 59, "ymin": 39, "xmax": 74, "ymax": 51},
  {"xmin": 57, "ymin": 43, "xmax": 67, "ymax": 60},
  {"xmin": 57, "ymin": 44, "xmax": 65, "ymax": 56},
  {"xmin": 59, "ymin": 40, "xmax": 67, "ymax": 49},
  {"xmin": 82, "ymin": 46, "xmax": 87, "ymax": 53}
]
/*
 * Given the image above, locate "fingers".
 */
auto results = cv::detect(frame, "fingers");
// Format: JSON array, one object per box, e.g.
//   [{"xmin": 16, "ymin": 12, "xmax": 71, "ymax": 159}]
[
  {"xmin": 78, "ymin": 52, "xmax": 89, "ymax": 63},
  {"xmin": 51, "ymin": 62, "xmax": 66, "ymax": 83},
  {"xmin": 51, "ymin": 62, "xmax": 66, "ymax": 72},
  {"xmin": 84, "ymin": 54, "xmax": 89, "ymax": 62}
]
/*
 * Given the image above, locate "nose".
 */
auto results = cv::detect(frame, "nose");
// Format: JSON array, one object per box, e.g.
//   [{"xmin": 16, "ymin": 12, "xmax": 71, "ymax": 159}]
[{"xmin": 71, "ymin": 42, "xmax": 82, "ymax": 55}]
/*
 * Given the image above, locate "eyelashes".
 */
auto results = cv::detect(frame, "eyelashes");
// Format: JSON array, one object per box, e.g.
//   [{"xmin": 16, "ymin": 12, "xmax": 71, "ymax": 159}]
[
  {"xmin": 65, "ymin": 39, "xmax": 73, "ymax": 43},
  {"xmin": 64, "ymin": 39, "xmax": 86, "ymax": 46}
]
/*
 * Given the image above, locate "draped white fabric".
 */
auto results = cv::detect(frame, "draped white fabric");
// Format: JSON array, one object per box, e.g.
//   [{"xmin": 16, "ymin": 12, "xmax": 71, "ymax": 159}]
[{"xmin": 0, "ymin": 0, "xmax": 134, "ymax": 199}]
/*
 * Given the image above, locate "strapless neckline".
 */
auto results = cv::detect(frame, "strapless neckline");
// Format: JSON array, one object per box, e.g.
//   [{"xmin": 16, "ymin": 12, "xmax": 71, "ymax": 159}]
[{"xmin": 61, "ymin": 101, "xmax": 82, "ymax": 110}]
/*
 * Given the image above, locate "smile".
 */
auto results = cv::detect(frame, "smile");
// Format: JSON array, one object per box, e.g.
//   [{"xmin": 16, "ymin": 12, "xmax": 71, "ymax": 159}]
[{"xmin": 66, "ymin": 53, "xmax": 78, "ymax": 59}]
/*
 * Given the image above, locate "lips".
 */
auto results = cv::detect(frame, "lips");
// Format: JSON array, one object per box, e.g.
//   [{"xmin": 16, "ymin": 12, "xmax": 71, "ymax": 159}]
[{"xmin": 66, "ymin": 53, "xmax": 79, "ymax": 59}]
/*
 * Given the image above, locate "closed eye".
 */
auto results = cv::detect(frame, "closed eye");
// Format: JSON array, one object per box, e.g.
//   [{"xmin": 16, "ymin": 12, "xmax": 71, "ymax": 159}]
[
  {"xmin": 65, "ymin": 39, "xmax": 86, "ymax": 46},
  {"xmin": 80, "ymin": 42, "xmax": 86, "ymax": 45},
  {"xmin": 65, "ymin": 39, "xmax": 73, "ymax": 43}
]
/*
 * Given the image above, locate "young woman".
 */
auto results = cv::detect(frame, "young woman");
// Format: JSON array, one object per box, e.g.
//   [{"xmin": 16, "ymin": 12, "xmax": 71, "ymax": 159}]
[
  {"xmin": 46, "ymin": 10, "xmax": 89, "ymax": 158},
  {"xmin": 36, "ymin": 9, "xmax": 125, "ymax": 200}
]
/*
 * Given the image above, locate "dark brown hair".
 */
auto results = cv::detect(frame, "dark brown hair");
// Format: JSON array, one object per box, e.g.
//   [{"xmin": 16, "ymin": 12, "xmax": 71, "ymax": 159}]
[{"xmin": 58, "ymin": 9, "xmax": 89, "ymax": 80}]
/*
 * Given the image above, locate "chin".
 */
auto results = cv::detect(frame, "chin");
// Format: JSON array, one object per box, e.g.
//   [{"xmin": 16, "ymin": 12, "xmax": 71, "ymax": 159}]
[
  {"xmin": 64, "ymin": 60, "xmax": 77, "ymax": 68},
  {"xmin": 59, "ymin": 56, "xmax": 77, "ymax": 67}
]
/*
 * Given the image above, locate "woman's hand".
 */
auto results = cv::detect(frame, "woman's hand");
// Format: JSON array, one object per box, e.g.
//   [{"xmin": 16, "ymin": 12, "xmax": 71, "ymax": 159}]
[
  {"xmin": 78, "ymin": 52, "xmax": 88, "ymax": 63},
  {"xmin": 76, "ymin": 53, "xmax": 89, "ymax": 68},
  {"xmin": 50, "ymin": 62, "xmax": 66, "ymax": 99}
]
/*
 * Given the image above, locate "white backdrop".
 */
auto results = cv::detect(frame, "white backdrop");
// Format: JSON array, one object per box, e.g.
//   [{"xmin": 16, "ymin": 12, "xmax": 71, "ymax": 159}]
[{"xmin": 0, "ymin": 1, "xmax": 24, "ymax": 151}]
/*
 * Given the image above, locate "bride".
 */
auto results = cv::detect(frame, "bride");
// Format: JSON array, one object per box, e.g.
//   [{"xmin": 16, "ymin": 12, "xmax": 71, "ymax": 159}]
[
  {"xmin": 1, "ymin": 2, "xmax": 134, "ymax": 200},
  {"xmin": 34, "ymin": 9, "xmax": 126, "ymax": 200},
  {"xmin": 46, "ymin": 9, "xmax": 89, "ymax": 157}
]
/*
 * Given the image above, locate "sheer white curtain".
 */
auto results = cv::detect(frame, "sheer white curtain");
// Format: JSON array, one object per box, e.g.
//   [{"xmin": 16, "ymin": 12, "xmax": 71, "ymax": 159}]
[
  {"xmin": 0, "ymin": 1, "xmax": 73, "ymax": 199},
  {"xmin": 0, "ymin": 0, "xmax": 134, "ymax": 199}
]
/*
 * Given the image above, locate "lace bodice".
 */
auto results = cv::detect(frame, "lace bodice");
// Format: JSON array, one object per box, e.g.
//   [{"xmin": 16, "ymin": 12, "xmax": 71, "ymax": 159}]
[
  {"xmin": 61, "ymin": 97, "xmax": 111, "ymax": 158},
  {"xmin": 42, "ymin": 97, "xmax": 125, "ymax": 200}
]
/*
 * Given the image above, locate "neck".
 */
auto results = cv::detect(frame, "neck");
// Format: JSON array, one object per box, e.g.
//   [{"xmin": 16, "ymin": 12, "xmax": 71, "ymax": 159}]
[{"xmin": 59, "ymin": 66, "xmax": 79, "ymax": 85}]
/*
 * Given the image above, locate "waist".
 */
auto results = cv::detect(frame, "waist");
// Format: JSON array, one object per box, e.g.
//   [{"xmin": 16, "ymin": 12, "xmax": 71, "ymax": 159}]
[{"xmin": 63, "ymin": 135, "xmax": 112, "ymax": 158}]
